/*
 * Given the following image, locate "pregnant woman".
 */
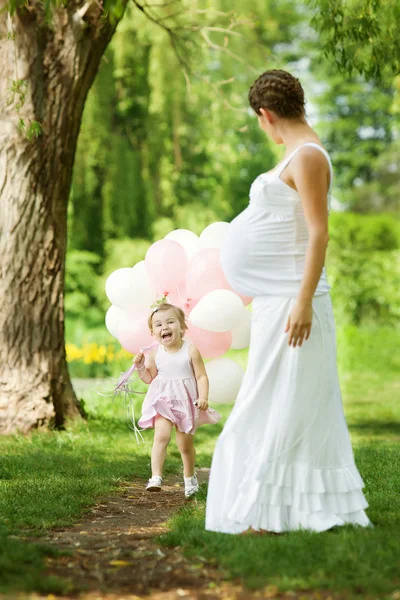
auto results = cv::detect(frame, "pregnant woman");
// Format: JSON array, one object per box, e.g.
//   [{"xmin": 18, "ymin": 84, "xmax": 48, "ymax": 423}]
[{"xmin": 205, "ymin": 69, "xmax": 371, "ymax": 534}]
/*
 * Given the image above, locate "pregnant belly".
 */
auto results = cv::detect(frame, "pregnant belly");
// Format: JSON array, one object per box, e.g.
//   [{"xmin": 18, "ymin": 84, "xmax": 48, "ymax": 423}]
[{"xmin": 220, "ymin": 206, "xmax": 298, "ymax": 297}]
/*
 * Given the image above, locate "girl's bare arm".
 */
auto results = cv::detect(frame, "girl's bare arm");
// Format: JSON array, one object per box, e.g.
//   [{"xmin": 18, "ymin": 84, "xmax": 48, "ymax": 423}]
[
  {"xmin": 189, "ymin": 344, "xmax": 209, "ymax": 410},
  {"xmin": 136, "ymin": 351, "xmax": 158, "ymax": 384}
]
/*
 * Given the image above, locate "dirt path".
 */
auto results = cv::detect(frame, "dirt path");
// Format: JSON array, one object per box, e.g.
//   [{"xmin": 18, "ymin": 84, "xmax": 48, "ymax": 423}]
[
  {"xmin": 31, "ymin": 469, "xmax": 343, "ymax": 600},
  {"xmin": 37, "ymin": 469, "xmax": 234, "ymax": 599}
]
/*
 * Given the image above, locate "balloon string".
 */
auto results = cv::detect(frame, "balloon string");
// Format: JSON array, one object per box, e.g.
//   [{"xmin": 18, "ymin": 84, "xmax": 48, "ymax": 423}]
[
  {"xmin": 114, "ymin": 341, "xmax": 159, "ymax": 391},
  {"xmin": 176, "ymin": 283, "xmax": 182, "ymax": 305},
  {"xmin": 94, "ymin": 340, "xmax": 159, "ymax": 443}
]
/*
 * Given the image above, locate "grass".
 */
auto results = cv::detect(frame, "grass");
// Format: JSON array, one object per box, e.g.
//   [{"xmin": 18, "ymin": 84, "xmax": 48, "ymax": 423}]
[{"xmin": 0, "ymin": 324, "xmax": 399, "ymax": 595}]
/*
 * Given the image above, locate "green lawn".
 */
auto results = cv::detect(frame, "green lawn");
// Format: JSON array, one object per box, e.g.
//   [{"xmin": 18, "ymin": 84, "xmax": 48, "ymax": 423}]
[{"xmin": 0, "ymin": 324, "xmax": 399, "ymax": 596}]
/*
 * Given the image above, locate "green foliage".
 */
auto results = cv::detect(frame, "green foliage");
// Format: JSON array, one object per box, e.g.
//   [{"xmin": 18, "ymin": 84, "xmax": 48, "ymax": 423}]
[
  {"xmin": 329, "ymin": 212, "xmax": 399, "ymax": 252},
  {"xmin": 18, "ymin": 119, "xmax": 43, "ymax": 140},
  {"xmin": 336, "ymin": 324, "xmax": 400, "ymax": 375},
  {"xmin": 349, "ymin": 138, "xmax": 400, "ymax": 213},
  {"xmin": 7, "ymin": 78, "xmax": 27, "ymax": 110},
  {"xmin": 311, "ymin": 69, "xmax": 396, "ymax": 203},
  {"xmin": 103, "ymin": 237, "xmax": 151, "ymax": 272},
  {"xmin": 306, "ymin": 0, "xmax": 400, "ymax": 82},
  {"xmin": 327, "ymin": 212, "xmax": 400, "ymax": 325},
  {"xmin": 102, "ymin": 0, "xmax": 127, "ymax": 25},
  {"xmin": 69, "ymin": 52, "xmax": 114, "ymax": 257},
  {"xmin": 65, "ymin": 239, "xmax": 151, "ymax": 331},
  {"xmin": 65, "ymin": 250, "xmax": 103, "ymax": 325},
  {"xmin": 7, "ymin": 79, "xmax": 44, "ymax": 141},
  {"xmin": 151, "ymin": 202, "xmax": 220, "ymax": 240}
]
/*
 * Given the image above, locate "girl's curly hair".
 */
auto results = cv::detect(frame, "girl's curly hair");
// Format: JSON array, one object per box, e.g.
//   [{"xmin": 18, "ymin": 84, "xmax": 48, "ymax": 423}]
[{"xmin": 248, "ymin": 69, "xmax": 306, "ymax": 119}]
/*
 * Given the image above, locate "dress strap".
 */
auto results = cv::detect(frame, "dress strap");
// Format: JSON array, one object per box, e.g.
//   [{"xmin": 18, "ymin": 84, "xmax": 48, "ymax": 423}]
[{"xmin": 275, "ymin": 142, "xmax": 333, "ymax": 193}]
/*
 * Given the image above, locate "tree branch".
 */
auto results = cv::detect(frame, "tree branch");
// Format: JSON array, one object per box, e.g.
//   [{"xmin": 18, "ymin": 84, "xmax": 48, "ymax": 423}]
[{"xmin": 131, "ymin": 0, "xmax": 192, "ymax": 72}]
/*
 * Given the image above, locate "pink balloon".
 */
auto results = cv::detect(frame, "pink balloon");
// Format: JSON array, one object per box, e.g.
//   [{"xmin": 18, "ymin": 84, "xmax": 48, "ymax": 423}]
[
  {"xmin": 186, "ymin": 321, "xmax": 232, "ymax": 359},
  {"xmin": 239, "ymin": 293, "xmax": 253, "ymax": 306},
  {"xmin": 166, "ymin": 279, "xmax": 187, "ymax": 307},
  {"xmin": 145, "ymin": 240, "xmax": 188, "ymax": 296},
  {"xmin": 117, "ymin": 316, "xmax": 154, "ymax": 354},
  {"xmin": 163, "ymin": 280, "xmax": 199, "ymax": 317},
  {"xmin": 186, "ymin": 248, "xmax": 231, "ymax": 302},
  {"xmin": 181, "ymin": 297, "xmax": 199, "ymax": 315}
]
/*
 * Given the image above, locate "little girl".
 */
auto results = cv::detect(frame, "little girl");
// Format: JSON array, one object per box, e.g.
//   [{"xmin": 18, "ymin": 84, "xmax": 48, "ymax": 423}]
[{"xmin": 134, "ymin": 302, "xmax": 221, "ymax": 498}]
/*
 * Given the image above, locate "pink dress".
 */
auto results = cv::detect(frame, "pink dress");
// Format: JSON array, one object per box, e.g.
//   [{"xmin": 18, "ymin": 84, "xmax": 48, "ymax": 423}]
[{"xmin": 138, "ymin": 340, "xmax": 221, "ymax": 435}]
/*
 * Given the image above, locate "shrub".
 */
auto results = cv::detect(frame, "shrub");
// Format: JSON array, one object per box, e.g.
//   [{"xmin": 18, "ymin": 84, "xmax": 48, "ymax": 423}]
[{"xmin": 327, "ymin": 213, "xmax": 400, "ymax": 326}]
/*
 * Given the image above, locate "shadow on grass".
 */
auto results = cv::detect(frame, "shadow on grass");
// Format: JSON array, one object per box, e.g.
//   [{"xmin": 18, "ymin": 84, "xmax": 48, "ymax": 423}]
[{"xmin": 349, "ymin": 420, "xmax": 400, "ymax": 439}]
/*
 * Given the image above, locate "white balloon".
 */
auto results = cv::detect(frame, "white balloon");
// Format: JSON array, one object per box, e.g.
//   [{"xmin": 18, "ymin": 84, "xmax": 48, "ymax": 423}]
[
  {"xmin": 105, "ymin": 264, "xmax": 155, "ymax": 311},
  {"xmin": 230, "ymin": 307, "xmax": 252, "ymax": 349},
  {"xmin": 131, "ymin": 261, "xmax": 156, "ymax": 306},
  {"xmin": 188, "ymin": 289, "xmax": 244, "ymax": 332},
  {"xmin": 105, "ymin": 305, "xmax": 128, "ymax": 339},
  {"xmin": 165, "ymin": 229, "xmax": 201, "ymax": 260},
  {"xmin": 199, "ymin": 222, "xmax": 230, "ymax": 249},
  {"xmin": 206, "ymin": 357, "xmax": 244, "ymax": 404}
]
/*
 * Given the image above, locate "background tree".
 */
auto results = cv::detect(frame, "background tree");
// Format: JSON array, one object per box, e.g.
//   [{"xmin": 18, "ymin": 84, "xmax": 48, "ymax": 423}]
[
  {"xmin": 0, "ymin": 0, "xmax": 128, "ymax": 434},
  {"xmin": 310, "ymin": 65, "xmax": 397, "ymax": 210},
  {"xmin": 306, "ymin": 0, "xmax": 400, "ymax": 81}
]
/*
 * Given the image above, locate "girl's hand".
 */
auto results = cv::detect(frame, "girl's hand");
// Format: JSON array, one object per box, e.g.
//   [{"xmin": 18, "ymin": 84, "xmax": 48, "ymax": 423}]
[
  {"xmin": 133, "ymin": 352, "xmax": 145, "ymax": 369},
  {"xmin": 284, "ymin": 300, "xmax": 313, "ymax": 348},
  {"xmin": 196, "ymin": 398, "xmax": 209, "ymax": 411}
]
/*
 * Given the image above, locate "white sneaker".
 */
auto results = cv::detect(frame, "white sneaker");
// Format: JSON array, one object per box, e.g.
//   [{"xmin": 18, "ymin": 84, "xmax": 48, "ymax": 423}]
[
  {"xmin": 184, "ymin": 473, "xmax": 199, "ymax": 498},
  {"xmin": 146, "ymin": 475, "xmax": 163, "ymax": 492}
]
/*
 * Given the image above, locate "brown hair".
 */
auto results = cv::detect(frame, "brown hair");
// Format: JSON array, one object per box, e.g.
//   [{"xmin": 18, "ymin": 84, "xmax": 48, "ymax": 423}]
[
  {"xmin": 148, "ymin": 302, "xmax": 188, "ymax": 335},
  {"xmin": 248, "ymin": 69, "xmax": 306, "ymax": 119}
]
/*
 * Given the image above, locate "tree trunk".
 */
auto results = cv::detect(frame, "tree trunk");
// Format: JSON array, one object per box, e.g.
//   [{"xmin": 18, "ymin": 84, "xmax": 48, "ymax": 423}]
[{"xmin": 0, "ymin": 1, "xmax": 127, "ymax": 433}]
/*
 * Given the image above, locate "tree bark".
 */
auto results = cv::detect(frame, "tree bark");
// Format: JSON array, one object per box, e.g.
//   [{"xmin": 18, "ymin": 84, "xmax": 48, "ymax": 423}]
[{"xmin": 0, "ymin": 1, "xmax": 127, "ymax": 433}]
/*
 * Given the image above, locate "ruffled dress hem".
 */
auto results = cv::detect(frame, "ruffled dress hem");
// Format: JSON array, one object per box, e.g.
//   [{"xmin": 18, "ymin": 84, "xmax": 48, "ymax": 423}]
[
  {"xmin": 138, "ymin": 397, "xmax": 220, "ymax": 435},
  {"xmin": 223, "ymin": 461, "xmax": 371, "ymax": 533},
  {"xmin": 207, "ymin": 508, "xmax": 372, "ymax": 535},
  {"xmin": 139, "ymin": 376, "xmax": 221, "ymax": 435},
  {"xmin": 206, "ymin": 451, "xmax": 372, "ymax": 534}
]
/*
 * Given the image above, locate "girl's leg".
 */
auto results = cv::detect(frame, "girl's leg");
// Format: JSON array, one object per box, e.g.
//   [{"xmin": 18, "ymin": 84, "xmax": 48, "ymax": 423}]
[
  {"xmin": 175, "ymin": 430, "xmax": 196, "ymax": 477},
  {"xmin": 151, "ymin": 416, "xmax": 173, "ymax": 477}
]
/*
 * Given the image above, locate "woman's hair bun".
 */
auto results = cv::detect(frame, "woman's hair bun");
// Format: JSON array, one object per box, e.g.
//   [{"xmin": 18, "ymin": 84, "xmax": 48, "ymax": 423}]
[{"xmin": 248, "ymin": 69, "xmax": 306, "ymax": 119}]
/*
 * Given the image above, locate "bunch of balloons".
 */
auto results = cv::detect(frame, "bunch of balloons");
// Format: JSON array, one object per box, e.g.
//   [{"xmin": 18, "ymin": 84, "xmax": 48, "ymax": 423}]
[{"xmin": 105, "ymin": 222, "xmax": 252, "ymax": 404}]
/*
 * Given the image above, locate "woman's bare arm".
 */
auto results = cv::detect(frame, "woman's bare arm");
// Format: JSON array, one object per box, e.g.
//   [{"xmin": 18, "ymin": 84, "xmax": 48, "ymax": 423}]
[{"xmin": 289, "ymin": 147, "xmax": 330, "ymax": 303}]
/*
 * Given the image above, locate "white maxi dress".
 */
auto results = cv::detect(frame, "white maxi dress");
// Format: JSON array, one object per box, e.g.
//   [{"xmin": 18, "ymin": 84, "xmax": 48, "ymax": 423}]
[{"xmin": 205, "ymin": 142, "xmax": 371, "ymax": 533}]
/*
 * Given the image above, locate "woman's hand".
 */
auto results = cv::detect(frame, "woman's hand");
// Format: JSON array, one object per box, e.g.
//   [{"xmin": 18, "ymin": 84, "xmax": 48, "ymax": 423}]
[
  {"xmin": 196, "ymin": 398, "xmax": 209, "ymax": 411},
  {"xmin": 284, "ymin": 300, "xmax": 313, "ymax": 347}
]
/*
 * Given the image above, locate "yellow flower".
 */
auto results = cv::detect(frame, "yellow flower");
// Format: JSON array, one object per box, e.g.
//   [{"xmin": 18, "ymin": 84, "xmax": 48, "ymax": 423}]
[
  {"xmin": 66, "ymin": 344, "xmax": 84, "ymax": 362},
  {"xmin": 66, "ymin": 342, "xmax": 131, "ymax": 365}
]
